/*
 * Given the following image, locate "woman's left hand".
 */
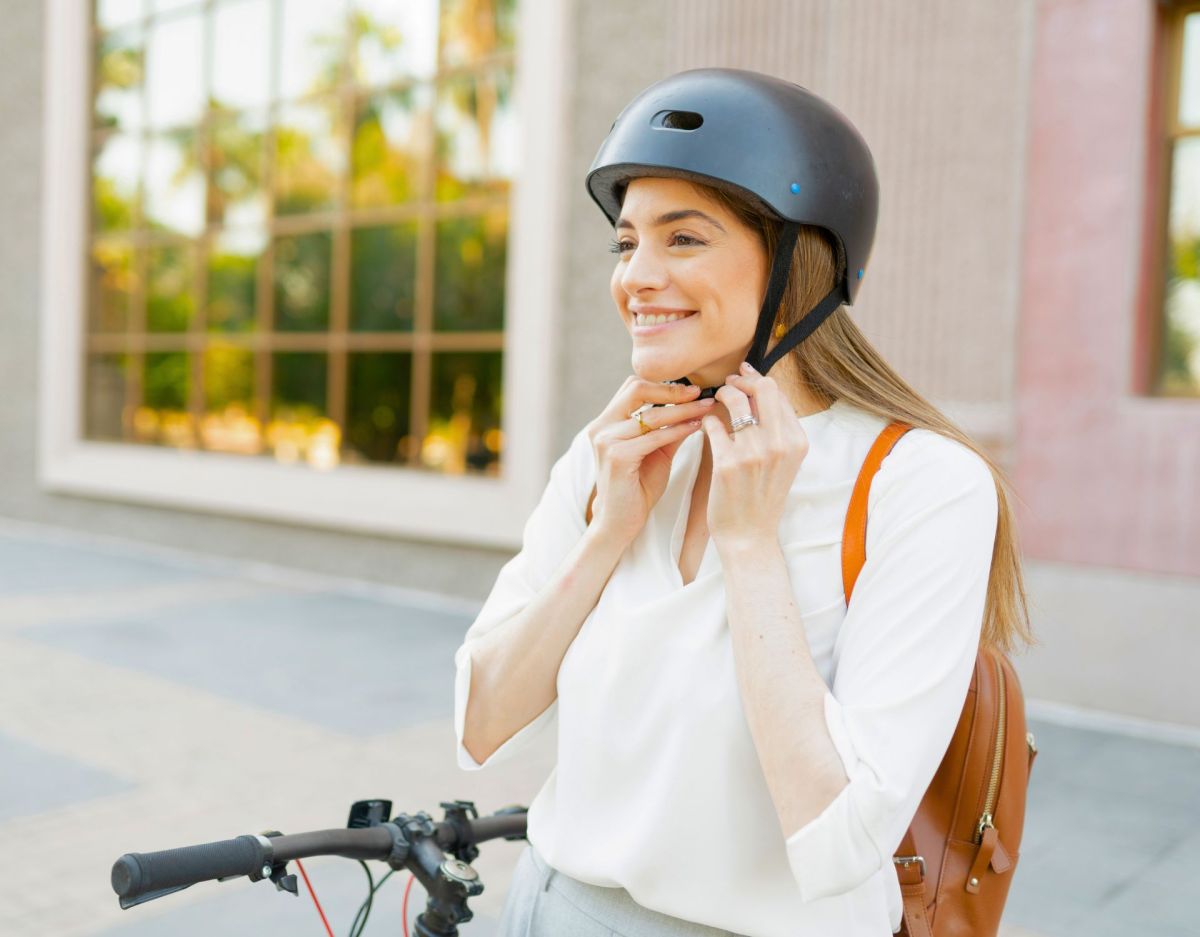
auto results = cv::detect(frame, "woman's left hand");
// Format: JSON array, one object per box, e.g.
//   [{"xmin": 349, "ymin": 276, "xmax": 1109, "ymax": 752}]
[{"xmin": 700, "ymin": 361, "xmax": 810, "ymax": 551}]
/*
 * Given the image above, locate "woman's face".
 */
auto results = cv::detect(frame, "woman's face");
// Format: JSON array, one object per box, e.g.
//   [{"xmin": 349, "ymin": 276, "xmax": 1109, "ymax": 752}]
[{"xmin": 610, "ymin": 177, "xmax": 768, "ymax": 388}]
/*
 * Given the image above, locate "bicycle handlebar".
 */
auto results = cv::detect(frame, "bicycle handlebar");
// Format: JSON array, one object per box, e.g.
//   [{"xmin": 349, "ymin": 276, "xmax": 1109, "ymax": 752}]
[{"xmin": 111, "ymin": 809, "xmax": 528, "ymax": 908}]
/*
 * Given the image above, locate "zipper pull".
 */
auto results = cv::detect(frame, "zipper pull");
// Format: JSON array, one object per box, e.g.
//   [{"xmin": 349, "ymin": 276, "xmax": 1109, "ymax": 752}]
[{"xmin": 975, "ymin": 812, "xmax": 995, "ymax": 842}]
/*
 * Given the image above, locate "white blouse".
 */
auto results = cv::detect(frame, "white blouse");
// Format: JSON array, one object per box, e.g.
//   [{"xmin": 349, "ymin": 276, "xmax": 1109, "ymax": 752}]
[{"xmin": 454, "ymin": 398, "xmax": 998, "ymax": 936}]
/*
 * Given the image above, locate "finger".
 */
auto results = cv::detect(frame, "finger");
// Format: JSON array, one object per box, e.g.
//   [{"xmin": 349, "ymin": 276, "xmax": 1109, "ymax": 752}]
[
  {"xmin": 614, "ymin": 416, "xmax": 704, "ymax": 460},
  {"xmin": 727, "ymin": 364, "xmax": 777, "ymax": 403},
  {"xmin": 620, "ymin": 397, "xmax": 715, "ymax": 439},
  {"xmin": 609, "ymin": 379, "xmax": 699, "ymax": 422},
  {"xmin": 715, "ymin": 382, "xmax": 757, "ymax": 432},
  {"xmin": 700, "ymin": 413, "xmax": 733, "ymax": 463}
]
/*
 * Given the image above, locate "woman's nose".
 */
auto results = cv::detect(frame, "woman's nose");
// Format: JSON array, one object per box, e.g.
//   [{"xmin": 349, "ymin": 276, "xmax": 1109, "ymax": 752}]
[{"xmin": 620, "ymin": 243, "xmax": 669, "ymax": 295}]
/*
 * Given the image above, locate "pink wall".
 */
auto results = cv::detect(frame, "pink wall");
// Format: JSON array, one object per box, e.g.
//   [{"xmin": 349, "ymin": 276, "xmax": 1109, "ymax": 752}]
[{"xmin": 1016, "ymin": 0, "xmax": 1200, "ymax": 576}]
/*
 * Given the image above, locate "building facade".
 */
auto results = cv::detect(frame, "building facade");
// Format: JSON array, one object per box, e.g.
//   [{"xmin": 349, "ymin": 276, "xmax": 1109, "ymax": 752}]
[{"xmin": 2, "ymin": 0, "xmax": 1197, "ymax": 728}]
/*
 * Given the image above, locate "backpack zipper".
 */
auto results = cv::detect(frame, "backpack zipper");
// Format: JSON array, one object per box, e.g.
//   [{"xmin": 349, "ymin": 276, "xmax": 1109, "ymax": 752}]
[{"xmin": 975, "ymin": 655, "xmax": 1006, "ymax": 842}]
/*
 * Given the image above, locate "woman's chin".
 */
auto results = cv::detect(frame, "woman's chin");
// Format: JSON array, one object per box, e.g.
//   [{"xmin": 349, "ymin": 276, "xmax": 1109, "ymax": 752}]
[{"xmin": 631, "ymin": 353, "xmax": 695, "ymax": 384}]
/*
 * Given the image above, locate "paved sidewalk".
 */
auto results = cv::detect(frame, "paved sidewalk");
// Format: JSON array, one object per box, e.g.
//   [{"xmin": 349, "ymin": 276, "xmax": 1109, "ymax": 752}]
[{"xmin": 0, "ymin": 520, "xmax": 1196, "ymax": 937}]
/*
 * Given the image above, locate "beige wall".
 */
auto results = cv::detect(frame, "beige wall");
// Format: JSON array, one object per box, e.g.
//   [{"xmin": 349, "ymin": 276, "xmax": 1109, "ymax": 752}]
[{"xmin": 666, "ymin": 0, "xmax": 1036, "ymax": 463}]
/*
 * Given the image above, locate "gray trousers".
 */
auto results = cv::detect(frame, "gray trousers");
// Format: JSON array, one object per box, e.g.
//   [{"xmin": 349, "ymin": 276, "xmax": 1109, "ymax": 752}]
[{"xmin": 494, "ymin": 843, "xmax": 745, "ymax": 937}]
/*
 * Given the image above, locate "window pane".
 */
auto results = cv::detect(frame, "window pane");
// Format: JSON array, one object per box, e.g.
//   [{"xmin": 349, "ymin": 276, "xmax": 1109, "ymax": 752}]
[
  {"xmin": 93, "ymin": 132, "xmax": 141, "ymax": 233},
  {"xmin": 212, "ymin": 0, "xmax": 272, "ymax": 111},
  {"xmin": 146, "ymin": 241, "xmax": 196, "ymax": 331},
  {"xmin": 85, "ymin": 353, "xmax": 132, "ymax": 440},
  {"xmin": 1162, "ymin": 137, "xmax": 1200, "ymax": 395},
  {"xmin": 150, "ymin": 0, "xmax": 201, "ymax": 14},
  {"xmin": 352, "ymin": 0, "xmax": 437, "ymax": 86},
  {"xmin": 438, "ymin": 0, "xmax": 517, "ymax": 68},
  {"xmin": 345, "ymin": 352, "xmax": 412, "ymax": 464},
  {"xmin": 275, "ymin": 99, "xmax": 344, "ymax": 215},
  {"xmin": 95, "ymin": 26, "xmax": 144, "ymax": 131},
  {"xmin": 209, "ymin": 228, "xmax": 265, "ymax": 332},
  {"xmin": 270, "ymin": 352, "xmax": 333, "ymax": 466},
  {"xmin": 208, "ymin": 110, "xmax": 268, "ymax": 227},
  {"xmin": 145, "ymin": 10, "xmax": 204, "ymax": 130},
  {"xmin": 350, "ymin": 223, "xmax": 416, "ymax": 331},
  {"xmin": 426, "ymin": 351, "xmax": 502, "ymax": 474},
  {"xmin": 96, "ymin": 0, "xmax": 144, "ymax": 31},
  {"xmin": 1183, "ymin": 15, "xmax": 1200, "ymax": 127},
  {"xmin": 90, "ymin": 240, "xmax": 137, "ymax": 332},
  {"xmin": 204, "ymin": 345, "xmax": 254, "ymax": 410},
  {"xmin": 274, "ymin": 231, "xmax": 332, "ymax": 331},
  {"xmin": 434, "ymin": 209, "xmax": 506, "ymax": 331},
  {"xmin": 145, "ymin": 131, "xmax": 205, "ymax": 237},
  {"xmin": 272, "ymin": 352, "xmax": 327, "ymax": 415},
  {"xmin": 279, "ymin": 0, "xmax": 347, "ymax": 101},
  {"xmin": 202, "ymin": 346, "xmax": 262, "ymax": 454},
  {"xmin": 434, "ymin": 67, "xmax": 515, "ymax": 202},
  {"xmin": 140, "ymin": 351, "xmax": 196, "ymax": 447},
  {"xmin": 351, "ymin": 85, "xmax": 428, "ymax": 208}
]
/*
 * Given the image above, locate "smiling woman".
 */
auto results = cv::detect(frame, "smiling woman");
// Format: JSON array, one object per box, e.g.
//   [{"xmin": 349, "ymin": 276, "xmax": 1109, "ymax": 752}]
[
  {"xmin": 610, "ymin": 179, "xmax": 778, "ymax": 402},
  {"xmin": 455, "ymin": 67, "xmax": 1034, "ymax": 937}
]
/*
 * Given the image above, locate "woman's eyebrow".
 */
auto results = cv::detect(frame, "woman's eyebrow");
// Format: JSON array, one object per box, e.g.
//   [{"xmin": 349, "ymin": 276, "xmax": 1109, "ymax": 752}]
[{"xmin": 615, "ymin": 209, "xmax": 727, "ymax": 232}]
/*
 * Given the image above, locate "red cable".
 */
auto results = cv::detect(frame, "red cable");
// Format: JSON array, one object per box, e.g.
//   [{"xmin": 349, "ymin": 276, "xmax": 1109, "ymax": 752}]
[
  {"xmin": 402, "ymin": 873, "xmax": 417, "ymax": 937},
  {"xmin": 294, "ymin": 858, "xmax": 336, "ymax": 937}
]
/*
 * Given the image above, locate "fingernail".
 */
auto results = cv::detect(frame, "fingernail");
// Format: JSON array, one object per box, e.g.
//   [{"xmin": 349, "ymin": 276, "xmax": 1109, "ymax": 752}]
[{"xmin": 741, "ymin": 361, "xmax": 756, "ymax": 373}]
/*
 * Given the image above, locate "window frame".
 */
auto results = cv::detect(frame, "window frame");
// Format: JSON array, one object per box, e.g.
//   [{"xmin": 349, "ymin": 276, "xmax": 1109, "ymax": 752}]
[
  {"xmin": 1141, "ymin": 0, "xmax": 1200, "ymax": 397},
  {"xmin": 39, "ymin": 0, "xmax": 569, "ymax": 550}
]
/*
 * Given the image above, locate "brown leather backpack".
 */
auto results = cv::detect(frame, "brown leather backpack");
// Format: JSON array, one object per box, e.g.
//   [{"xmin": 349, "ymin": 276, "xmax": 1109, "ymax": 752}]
[{"xmin": 842, "ymin": 421, "xmax": 1037, "ymax": 937}]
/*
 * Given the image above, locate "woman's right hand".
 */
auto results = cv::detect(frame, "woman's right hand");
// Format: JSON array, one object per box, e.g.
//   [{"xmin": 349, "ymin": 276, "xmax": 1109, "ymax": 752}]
[{"xmin": 584, "ymin": 377, "xmax": 715, "ymax": 546}]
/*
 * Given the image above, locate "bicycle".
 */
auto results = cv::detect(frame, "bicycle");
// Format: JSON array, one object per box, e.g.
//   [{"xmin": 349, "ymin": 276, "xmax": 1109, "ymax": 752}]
[{"xmin": 110, "ymin": 798, "xmax": 528, "ymax": 937}]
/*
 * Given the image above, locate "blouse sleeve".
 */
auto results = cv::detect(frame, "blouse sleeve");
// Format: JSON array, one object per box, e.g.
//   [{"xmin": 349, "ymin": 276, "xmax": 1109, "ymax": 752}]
[
  {"xmin": 454, "ymin": 425, "xmax": 594, "ymax": 771},
  {"xmin": 784, "ymin": 431, "xmax": 999, "ymax": 902}
]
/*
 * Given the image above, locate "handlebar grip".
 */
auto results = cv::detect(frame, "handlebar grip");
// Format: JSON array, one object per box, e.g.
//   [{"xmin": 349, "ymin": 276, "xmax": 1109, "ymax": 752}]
[{"xmin": 112, "ymin": 835, "xmax": 268, "ymax": 901}]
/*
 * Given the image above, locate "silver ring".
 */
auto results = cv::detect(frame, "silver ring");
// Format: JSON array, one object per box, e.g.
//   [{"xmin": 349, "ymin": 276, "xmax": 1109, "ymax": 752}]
[{"xmin": 729, "ymin": 415, "xmax": 758, "ymax": 434}]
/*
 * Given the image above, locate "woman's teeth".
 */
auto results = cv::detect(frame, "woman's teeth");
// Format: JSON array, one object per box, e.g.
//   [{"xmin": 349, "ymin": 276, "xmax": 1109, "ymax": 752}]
[{"xmin": 635, "ymin": 311, "xmax": 695, "ymax": 326}]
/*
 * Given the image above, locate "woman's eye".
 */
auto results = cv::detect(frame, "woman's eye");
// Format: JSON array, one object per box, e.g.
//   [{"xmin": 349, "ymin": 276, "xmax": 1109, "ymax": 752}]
[{"xmin": 608, "ymin": 234, "xmax": 704, "ymax": 255}]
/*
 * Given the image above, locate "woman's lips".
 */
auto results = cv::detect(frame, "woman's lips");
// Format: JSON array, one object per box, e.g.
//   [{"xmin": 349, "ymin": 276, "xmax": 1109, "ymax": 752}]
[{"xmin": 631, "ymin": 311, "xmax": 698, "ymax": 334}]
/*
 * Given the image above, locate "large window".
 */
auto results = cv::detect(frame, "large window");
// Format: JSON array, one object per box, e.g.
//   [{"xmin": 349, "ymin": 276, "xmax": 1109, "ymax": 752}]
[
  {"xmin": 1156, "ymin": 3, "xmax": 1200, "ymax": 396},
  {"xmin": 88, "ymin": 0, "xmax": 514, "ymax": 474}
]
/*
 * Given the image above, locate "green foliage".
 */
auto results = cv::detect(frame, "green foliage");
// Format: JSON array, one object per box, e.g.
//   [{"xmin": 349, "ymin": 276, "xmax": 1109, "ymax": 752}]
[
  {"xmin": 350, "ymin": 223, "xmax": 417, "ymax": 331},
  {"xmin": 93, "ymin": 174, "xmax": 136, "ymax": 231},
  {"xmin": 272, "ymin": 352, "xmax": 327, "ymax": 415},
  {"xmin": 208, "ymin": 250, "xmax": 258, "ymax": 332},
  {"xmin": 274, "ymin": 232, "xmax": 332, "ymax": 331},
  {"xmin": 204, "ymin": 347, "xmax": 253, "ymax": 411},
  {"xmin": 144, "ymin": 352, "xmax": 188, "ymax": 410},
  {"xmin": 147, "ymin": 243, "xmax": 195, "ymax": 332},
  {"xmin": 347, "ymin": 353, "xmax": 412, "ymax": 463},
  {"xmin": 434, "ymin": 212, "xmax": 507, "ymax": 331}
]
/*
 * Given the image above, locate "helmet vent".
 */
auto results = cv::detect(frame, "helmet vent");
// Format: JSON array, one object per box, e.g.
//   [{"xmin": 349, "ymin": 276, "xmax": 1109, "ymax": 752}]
[{"xmin": 652, "ymin": 110, "xmax": 703, "ymax": 131}]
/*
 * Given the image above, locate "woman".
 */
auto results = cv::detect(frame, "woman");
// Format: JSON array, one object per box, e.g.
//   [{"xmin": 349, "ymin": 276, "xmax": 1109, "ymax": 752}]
[{"xmin": 454, "ymin": 68, "xmax": 1032, "ymax": 937}]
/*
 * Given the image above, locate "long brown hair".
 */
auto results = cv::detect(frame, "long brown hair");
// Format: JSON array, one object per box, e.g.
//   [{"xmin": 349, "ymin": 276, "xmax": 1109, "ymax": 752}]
[{"xmin": 704, "ymin": 182, "xmax": 1034, "ymax": 653}]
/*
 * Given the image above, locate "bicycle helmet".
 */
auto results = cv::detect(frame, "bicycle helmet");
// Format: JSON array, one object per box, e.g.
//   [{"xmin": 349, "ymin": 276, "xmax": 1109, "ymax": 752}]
[{"xmin": 586, "ymin": 67, "xmax": 879, "ymax": 392}]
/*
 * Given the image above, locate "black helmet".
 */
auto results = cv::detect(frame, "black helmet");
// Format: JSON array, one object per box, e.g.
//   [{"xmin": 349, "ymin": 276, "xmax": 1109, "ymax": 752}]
[{"xmin": 587, "ymin": 68, "xmax": 879, "ymax": 391}]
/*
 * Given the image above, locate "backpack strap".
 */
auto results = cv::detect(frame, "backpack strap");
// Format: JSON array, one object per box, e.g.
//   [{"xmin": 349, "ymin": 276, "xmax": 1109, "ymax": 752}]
[
  {"xmin": 841, "ymin": 420, "xmax": 913, "ymax": 605},
  {"xmin": 841, "ymin": 420, "xmax": 934, "ymax": 937}
]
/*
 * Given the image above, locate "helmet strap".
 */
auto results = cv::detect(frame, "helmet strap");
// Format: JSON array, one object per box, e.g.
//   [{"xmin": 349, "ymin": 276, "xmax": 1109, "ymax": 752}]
[
  {"xmin": 745, "ymin": 222, "xmax": 802, "ymax": 373},
  {"xmin": 672, "ymin": 221, "xmax": 843, "ymax": 395},
  {"xmin": 757, "ymin": 283, "xmax": 843, "ymax": 375}
]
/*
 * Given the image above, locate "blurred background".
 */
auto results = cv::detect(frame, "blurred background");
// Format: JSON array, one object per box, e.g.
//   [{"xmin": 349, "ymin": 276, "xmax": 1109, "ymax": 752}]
[{"xmin": 1, "ymin": 0, "xmax": 1198, "ymax": 935}]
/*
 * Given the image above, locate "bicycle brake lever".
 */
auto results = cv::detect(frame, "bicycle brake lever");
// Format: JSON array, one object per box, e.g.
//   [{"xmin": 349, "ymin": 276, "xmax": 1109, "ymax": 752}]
[{"xmin": 118, "ymin": 883, "xmax": 192, "ymax": 910}]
